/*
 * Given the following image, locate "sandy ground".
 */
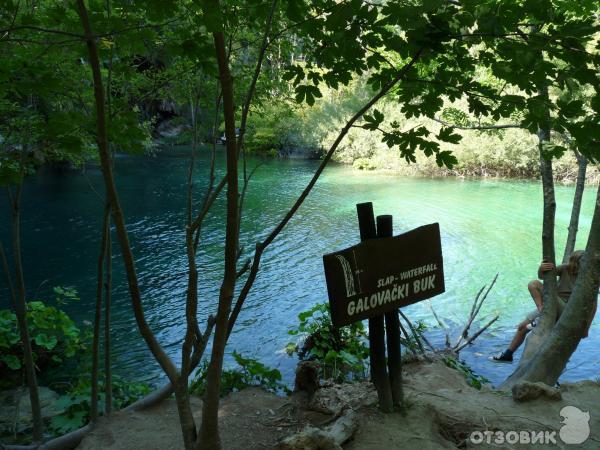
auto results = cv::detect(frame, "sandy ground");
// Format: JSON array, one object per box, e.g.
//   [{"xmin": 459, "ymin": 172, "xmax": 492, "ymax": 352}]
[
  {"xmin": 77, "ymin": 388, "xmax": 330, "ymax": 450},
  {"xmin": 78, "ymin": 359, "xmax": 600, "ymax": 449}
]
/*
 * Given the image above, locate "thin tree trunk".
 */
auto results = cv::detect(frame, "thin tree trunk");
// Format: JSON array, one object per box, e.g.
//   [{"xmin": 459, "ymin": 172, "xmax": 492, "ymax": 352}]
[
  {"xmin": 103, "ymin": 0, "xmax": 114, "ymax": 414},
  {"xmin": 75, "ymin": 0, "xmax": 178, "ymax": 383},
  {"xmin": 103, "ymin": 214, "xmax": 113, "ymax": 414},
  {"xmin": 515, "ymin": 91, "xmax": 559, "ymax": 366},
  {"xmin": 503, "ymin": 184, "xmax": 600, "ymax": 387},
  {"xmin": 535, "ymin": 137, "xmax": 559, "ymax": 325},
  {"xmin": 0, "ymin": 240, "xmax": 17, "ymax": 311},
  {"xmin": 562, "ymin": 151, "xmax": 587, "ymax": 264},
  {"xmin": 9, "ymin": 185, "xmax": 44, "ymax": 441},
  {"xmin": 237, "ymin": 0, "xmax": 278, "ymax": 184},
  {"xmin": 91, "ymin": 204, "xmax": 110, "ymax": 422},
  {"xmin": 501, "ymin": 88, "xmax": 559, "ymax": 388},
  {"xmin": 196, "ymin": 28, "xmax": 240, "ymax": 450},
  {"xmin": 174, "ymin": 91, "xmax": 202, "ymax": 450},
  {"xmin": 225, "ymin": 50, "xmax": 423, "ymax": 341}
]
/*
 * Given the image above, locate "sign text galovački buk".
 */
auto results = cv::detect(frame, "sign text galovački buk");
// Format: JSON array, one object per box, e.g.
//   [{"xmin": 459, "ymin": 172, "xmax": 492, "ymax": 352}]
[{"xmin": 323, "ymin": 223, "xmax": 445, "ymax": 327}]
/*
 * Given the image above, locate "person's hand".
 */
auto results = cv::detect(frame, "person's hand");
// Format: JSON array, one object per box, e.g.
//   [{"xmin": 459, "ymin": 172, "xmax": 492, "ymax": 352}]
[{"xmin": 540, "ymin": 262, "xmax": 555, "ymax": 272}]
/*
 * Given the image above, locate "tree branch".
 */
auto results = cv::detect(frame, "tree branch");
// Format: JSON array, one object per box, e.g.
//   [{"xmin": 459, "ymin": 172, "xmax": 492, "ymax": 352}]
[
  {"xmin": 432, "ymin": 117, "xmax": 521, "ymax": 130},
  {"xmin": 225, "ymin": 50, "xmax": 424, "ymax": 340}
]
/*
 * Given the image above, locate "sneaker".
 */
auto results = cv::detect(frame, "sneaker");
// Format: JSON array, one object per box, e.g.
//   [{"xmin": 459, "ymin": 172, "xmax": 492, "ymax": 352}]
[{"xmin": 492, "ymin": 351, "xmax": 513, "ymax": 363}]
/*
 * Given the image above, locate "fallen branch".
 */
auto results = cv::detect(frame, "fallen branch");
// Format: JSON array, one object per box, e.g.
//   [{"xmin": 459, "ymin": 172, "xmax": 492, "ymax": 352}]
[
  {"xmin": 3, "ymin": 424, "xmax": 93, "ymax": 450},
  {"xmin": 427, "ymin": 300, "xmax": 450, "ymax": 347},
  {"xmin": 125, "ymin": 382, "xmax": 174, "ymax": 412},
  {"xmin": 455, "ymin": 273, "xmax": 498, "ymax": 349},
  {"xmin": 455, "ymin": 315, "xmax": 499, "ymax": 353},
  {"xmin": 278, "ymin": 409, "xmax": 358, "ymax": 450}
]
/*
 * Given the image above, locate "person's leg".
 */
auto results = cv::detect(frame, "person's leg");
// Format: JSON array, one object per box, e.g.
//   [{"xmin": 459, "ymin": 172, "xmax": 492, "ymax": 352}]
[
  {"xmin": 493, "ymin": 317, "xmax": 534, "ymax": 362},
  {"xmin": 507, "ymin": 320, "xmax": 531, "ymax": 352},
  {"xmin": 528, "ymin": 280, "xmax": 543, "ymax": 312}
]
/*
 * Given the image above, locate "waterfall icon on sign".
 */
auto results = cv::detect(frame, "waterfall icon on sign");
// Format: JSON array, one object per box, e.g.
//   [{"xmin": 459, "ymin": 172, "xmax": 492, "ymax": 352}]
[{"xmin": 335, "ymin": 250, "xmax": 362, "ymax": 298}]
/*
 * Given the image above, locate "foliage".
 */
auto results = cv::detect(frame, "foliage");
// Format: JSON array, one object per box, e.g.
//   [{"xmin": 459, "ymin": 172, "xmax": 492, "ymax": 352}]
[
  {"xmin": 287, "ymin": 303, "xmax": 369, "ymax": 382},
  {"xmin": 400, "ymin": 319, "xmax": 428, "ymax": 355},
  {"xmin": 49, "ymin": 375, "xmax": 151, "ymax": 436},
  {"xmin": 353, "ymin": 158, "xmax": 376, "ymax": 171},
  {"xmin": 190, "ymin": 351, "xmax": 290, "ymax": 397},
  {"xmin": 245, "ymin": 101, "xmax": 308, "ymax": 155},
  {"xmin": 443, "ymin": 356, "xmax": 490, "ymax": 390},
  {"xmin": 280, "ymin": 80, "xmax": 598, "ymax": 182},
  {"xmin": 0, "ymin": 289, "xmax": 86, "ymax": 376}
]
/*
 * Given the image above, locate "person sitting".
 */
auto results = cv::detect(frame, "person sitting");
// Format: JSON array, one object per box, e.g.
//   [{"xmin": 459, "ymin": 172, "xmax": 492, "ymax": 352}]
[{"xmin": 493, "ymin": 250, "xmax": 587, "ymax": 363}]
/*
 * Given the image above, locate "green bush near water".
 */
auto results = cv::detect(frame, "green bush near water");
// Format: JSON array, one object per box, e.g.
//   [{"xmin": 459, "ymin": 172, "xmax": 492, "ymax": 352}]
[
  {"xmin": 443, "ymin": 356, "xmax": 490, "ymax": 390},
  {"xmin": 287, "ymin": 303, "xmax": 431, "ymax": 382},
  {"xmin": 190, "ymin": 351, "xmax": 290, "ymax": 397},
  {"xmin": 48, "ymin": 375, "xmax": 151, "ymax": 436},
  {"xmin": 0, "ymin": 287, "xmax": 86, "ymax": 382},
  {"xmin": 0, "ymin": 289, "xmax": 152, "ymax": 438},
  {"xmin": 287, "ymin": 303, "xmax": 370, "ymax": 382}
]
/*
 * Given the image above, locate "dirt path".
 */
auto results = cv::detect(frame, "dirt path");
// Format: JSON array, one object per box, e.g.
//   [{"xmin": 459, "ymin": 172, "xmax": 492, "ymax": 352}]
[{"xmin": 78, "ymin": 359, "xmax": 600, "ymax": 449}]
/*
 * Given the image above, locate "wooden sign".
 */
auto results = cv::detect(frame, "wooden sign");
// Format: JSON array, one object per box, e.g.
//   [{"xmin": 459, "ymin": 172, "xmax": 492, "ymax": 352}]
[{"xmin": 323, "ymin": 223, "xmax": 445, "ymax": 327}]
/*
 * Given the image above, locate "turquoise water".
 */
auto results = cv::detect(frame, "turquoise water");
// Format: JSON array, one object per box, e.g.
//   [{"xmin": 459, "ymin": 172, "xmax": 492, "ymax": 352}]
[{"xmin": 1, "ymin": 149, "xmax": 598, "ymax": 387}]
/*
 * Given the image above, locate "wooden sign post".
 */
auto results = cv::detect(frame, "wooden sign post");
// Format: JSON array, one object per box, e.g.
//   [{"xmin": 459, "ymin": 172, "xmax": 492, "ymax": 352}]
[
  {"xmin": 323, "ymin": 202, "xmax": 445, "ymax": 412},
  {"xmin": 356, "ymin": 204, "xmax": 393, "ymax": 412}
]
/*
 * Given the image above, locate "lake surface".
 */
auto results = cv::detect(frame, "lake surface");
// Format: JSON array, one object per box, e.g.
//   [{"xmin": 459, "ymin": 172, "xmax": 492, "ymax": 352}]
[{"xmin": 1, "ymin": 149, "xmax": 598, "ymax": 387}]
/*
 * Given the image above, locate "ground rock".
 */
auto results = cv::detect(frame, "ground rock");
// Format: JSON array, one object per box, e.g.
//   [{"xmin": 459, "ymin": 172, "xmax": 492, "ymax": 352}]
[
  {"xmin": 0, "ymin": 386, "xmax": 63, "ymax": 434},
  {"xmin": 308, "ymin": 381, "xmax": 377, "ymax": 415},
  {"xmin": 512, "ymin": 381, "xmax": 562, "ymax": 402},
  {"xmin": 294, "ymin": 361, "xmax": 320, "ymax": 397}
]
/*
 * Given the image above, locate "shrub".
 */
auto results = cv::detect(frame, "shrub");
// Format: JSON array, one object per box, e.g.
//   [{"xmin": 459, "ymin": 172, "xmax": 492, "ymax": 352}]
[
  {"xmin": 0, "ymin": 287, "xmax": 86, "ymax": 381},
  {"xmin": 49, "ymin": 375, "xmax": 151, "ymax": 435},
  {"xmin": 443, "ymin": 356, "xmax": 490, "ymax": 390},
  {"xmin": 190, "ymin": 351, "xmax": 290, "ymax": 397},
  {"xmin": 353, "ymin": 158, "xmax": 376, "ymax": 171},
  {"xmin": 287, "ymin": 303, "xmax": 369, "ymax": 382}
]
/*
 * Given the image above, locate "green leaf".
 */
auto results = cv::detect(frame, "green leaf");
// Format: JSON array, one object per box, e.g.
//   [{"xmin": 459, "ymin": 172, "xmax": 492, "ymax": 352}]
[
  {"xmin": 339, "ymin": 350, "xmax": 359, "ymax": 365},
  {"xmin": 362, "ymin": 109, "xmax": 385, "ymax": 131},
  {"xmin": 557, "ymin": 99, "xmax": 584, "ymax": 119},
  {"xmin": 1, "ymin": 354, "xmax": 21, "ymax": 370},
  {"xmin": 34, "ymin": 333, "xmax": 58, "ymax": 350},
  {"xmin": 436, "ymin": 127, "xmax": 462, "ymax": 144},
  {"xmin": 436, "ymin": 150, "xmax": 458, "ymax": 168}
]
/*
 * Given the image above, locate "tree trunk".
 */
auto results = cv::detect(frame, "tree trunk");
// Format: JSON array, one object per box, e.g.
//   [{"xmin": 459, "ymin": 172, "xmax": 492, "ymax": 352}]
[
  {"xmin": 502, "ymin": 118, "xmax": 554, "ymax": 389},
  {"xmin": 509, "ymin": 90, "xmax": 559, "ymax": 372},
  {"xmin": 0, "ymin": 240, "xmax": 17, "ymax": 311},
  {"xmin": 75, "ymin": 0, "xmax": 178, "ymax": 383},
  {"xmin": 103, "ymin": 213, "xmax": 113, "ymax": 414},
  {"xmin": 9, "ymin": 185, "xmax": 44, "ymax": 442},
  {"xmin": 562, "ymin": 152, "xmax": 587, "ymax": 264},
  {"xmin": 503, "ymin": 184, "xmax": 600, "ymax": 387},
  {"xmin": 91, "ymin": 205, "xmax": 110, "ymax": 422},
  {"xmin": 174, "ymin": 91, "xmax": 202, "ymax": 450},
  {"xmin": 196, "ymin": 29, "xmax": 240, "ymax": 450}
]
